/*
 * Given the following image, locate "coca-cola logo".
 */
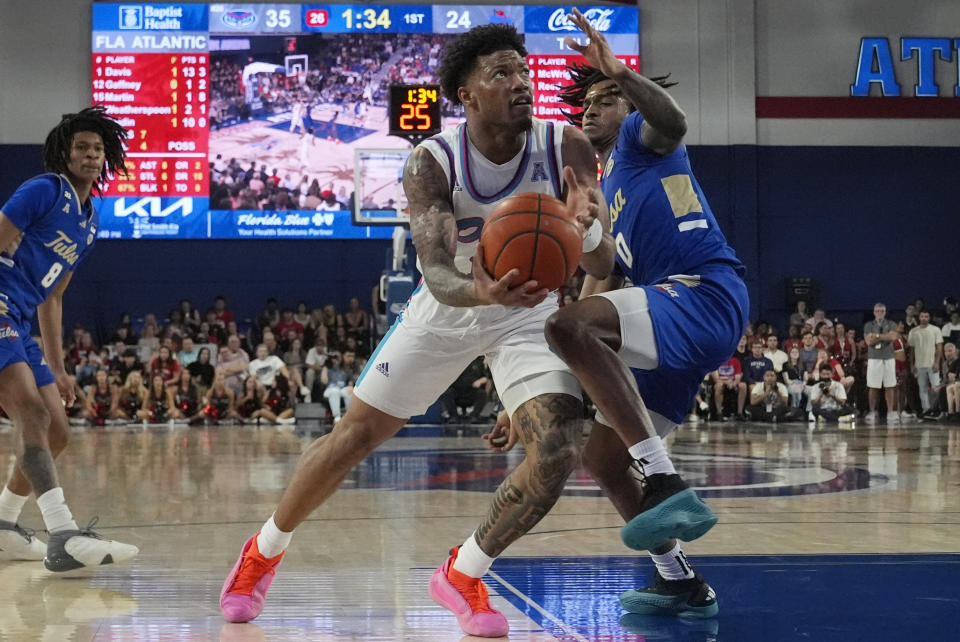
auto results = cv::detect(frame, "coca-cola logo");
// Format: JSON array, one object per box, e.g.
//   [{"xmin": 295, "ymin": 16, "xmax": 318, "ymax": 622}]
[{"xmin": 547, "ymin": 8, "xmax": 614, "ymax": 32}]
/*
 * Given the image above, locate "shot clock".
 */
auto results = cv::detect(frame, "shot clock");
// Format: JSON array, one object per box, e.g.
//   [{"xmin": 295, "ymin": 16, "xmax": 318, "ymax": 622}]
[{"xmin": 388, "ymin": 84, "xmax": 442, "ymax": 141}]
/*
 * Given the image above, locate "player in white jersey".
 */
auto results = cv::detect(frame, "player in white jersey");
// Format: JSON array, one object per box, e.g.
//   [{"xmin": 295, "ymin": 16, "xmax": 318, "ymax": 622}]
[
  {"xmin": 288, "ymin": 99, "xmax": 305, "ymax": 133},
  {"xmin": 297, "ymin": 127, "xmax": 313, "ymax": 172},
  {"xmin": 220, "ymin": 24, "xmax": 615, "ymax": 638}
]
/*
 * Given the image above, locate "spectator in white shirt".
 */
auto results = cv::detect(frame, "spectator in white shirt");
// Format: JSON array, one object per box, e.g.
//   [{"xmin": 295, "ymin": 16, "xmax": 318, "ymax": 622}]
[
  {"xmin": 248, "ymin": 344, "xmax": 290, "ymax": 388},
  {"xmin": 764, "ymin": 335, "xmax": 788, "ymax": 373},
  {"xmin": 809, "ymin": 365, "xmax": 854, "ymax": 422},
  {"xmin": 907, "ymin": 310, "xmax": 943, "ymax": 416},
  {"xmin": 304, "ymin": 336, "xmax": 329, "ymax": 396},
  {"xmin": 941, "ymin": 311, "xmax": 960, "ymax": 347},
  {"xmin": 746, "ymin": 370, "xmax": 789, "ymax": 422}
]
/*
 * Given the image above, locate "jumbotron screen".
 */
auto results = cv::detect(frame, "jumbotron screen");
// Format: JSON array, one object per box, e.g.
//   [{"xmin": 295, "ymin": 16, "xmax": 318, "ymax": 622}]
[{"xmin": 92, "ymin": 3, "xmax": 639, "ymax": 240}]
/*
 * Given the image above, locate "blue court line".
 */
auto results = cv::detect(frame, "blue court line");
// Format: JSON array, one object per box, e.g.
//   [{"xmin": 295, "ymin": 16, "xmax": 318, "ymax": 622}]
[{"xmin": 485, "ymin": 554, "xmax": 960, "ymax": 642}]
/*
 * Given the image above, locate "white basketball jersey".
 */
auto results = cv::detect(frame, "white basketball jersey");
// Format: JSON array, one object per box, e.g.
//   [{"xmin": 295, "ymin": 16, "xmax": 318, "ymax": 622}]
[{"xmin": 403, "ymin": 118, "xmax": 567, "ymax": 331}]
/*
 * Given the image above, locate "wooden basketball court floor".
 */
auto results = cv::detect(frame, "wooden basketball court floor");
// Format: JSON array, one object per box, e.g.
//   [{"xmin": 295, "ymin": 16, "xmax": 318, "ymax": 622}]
[{"xmin": 1, "ymin": 419, "xmax": 958, "ymax": 641}]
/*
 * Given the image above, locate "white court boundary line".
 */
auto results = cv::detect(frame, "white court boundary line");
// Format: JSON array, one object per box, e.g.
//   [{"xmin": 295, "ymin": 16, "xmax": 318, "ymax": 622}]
[{"xmin": 487, "ymin": 569, "xmax": 590, "ymax": 642}]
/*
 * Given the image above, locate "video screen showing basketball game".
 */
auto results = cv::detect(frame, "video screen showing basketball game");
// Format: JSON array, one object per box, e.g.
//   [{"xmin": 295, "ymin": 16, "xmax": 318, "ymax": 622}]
[{"xmin": 91, "ymin": 3, "xmax": 639, "ymax": 239}]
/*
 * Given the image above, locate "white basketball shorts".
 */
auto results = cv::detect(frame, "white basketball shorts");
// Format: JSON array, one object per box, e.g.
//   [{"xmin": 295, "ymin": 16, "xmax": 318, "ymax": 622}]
[{"xmin": 353, "ymin": 304, "xmax": 581, "ymax": 419}]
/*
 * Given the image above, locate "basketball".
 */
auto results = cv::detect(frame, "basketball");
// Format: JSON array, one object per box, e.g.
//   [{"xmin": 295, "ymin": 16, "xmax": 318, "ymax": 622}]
[{"xmin": 480, "ymin": 192, "xmax": 583, "ymax": 291}]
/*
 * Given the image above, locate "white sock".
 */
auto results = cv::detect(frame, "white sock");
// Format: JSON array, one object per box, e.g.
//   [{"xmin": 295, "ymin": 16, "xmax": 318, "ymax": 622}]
[
  {"xmin": 650, "ymin": 542, "xmax": 695, "ymax": 580},
  {"xmin": 628, "ymin": 436, "xmax": 676, "ymax": 476},
  {"xmin": 452, "ymin": 532, "xmax": 496, "ymax": 578},
  {"xmin": 256, "ymin": 514, "xmax": 292, "ymax": 558},
  {"xmin": 36, "ymin": 487, "xmax": 78, "ymax": 533},
  {"xmin": 0, "ymin": 486, "xmax": 29, "ymax": 523}
]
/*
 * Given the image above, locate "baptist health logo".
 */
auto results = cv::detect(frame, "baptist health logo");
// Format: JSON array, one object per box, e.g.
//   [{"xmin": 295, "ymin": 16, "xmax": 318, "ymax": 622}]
[
  {"xmin": 119, "ymin": 5, "xmax": 184, "ymax": 30},
  {"xmin": 547, "ymin": 8, "xmax": 613, "ymax": 32}
]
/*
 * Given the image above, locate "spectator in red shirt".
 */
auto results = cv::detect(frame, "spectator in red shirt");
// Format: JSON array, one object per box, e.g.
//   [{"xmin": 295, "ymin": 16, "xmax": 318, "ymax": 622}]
[
  {"xmin": 212, "ymin": 295, "xmax": 234, "ymax": 325},
  {"xmin": 149, "ymin": 346, "xmax": 181, "ymax": 384},
  {"xmin": 814, "ymin": 348, "xmax": 854, "ymax": 393},
  {"xmin": 783, "ymin": 325, "xmax": 803, "ymax": 355},
  {"xmin": 710, "ymin": 355, "xmax": 747, "ymax": 421},
  {"xmin": 274, "ymin": 309, "xmax": 304, "ymax": 339},
  {"xmin": 832, "ymin": 322, "xmax": 856, "ymax": 371}
]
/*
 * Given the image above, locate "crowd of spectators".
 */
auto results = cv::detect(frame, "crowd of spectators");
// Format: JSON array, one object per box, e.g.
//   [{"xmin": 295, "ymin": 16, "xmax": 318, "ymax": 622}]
[
  {"xmin": 44, "ymin": 287, "xmax": 501, "ymax": 431},
  {"xmin": 700, "ymin": 297, "xmax": 960, "ymax": 426},
  {"xmin": 19, "ymin": 273, "xmax": 958, "ymax": 436}
]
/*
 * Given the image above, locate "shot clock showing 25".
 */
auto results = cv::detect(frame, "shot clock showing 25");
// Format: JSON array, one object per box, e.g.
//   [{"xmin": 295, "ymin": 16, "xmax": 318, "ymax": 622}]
[{"xmin": 91, "ymin": 3, "xmax": 639, "ymax": 240}]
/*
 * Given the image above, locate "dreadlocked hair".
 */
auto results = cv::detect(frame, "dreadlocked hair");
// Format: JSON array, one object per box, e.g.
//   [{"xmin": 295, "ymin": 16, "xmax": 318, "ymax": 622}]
[
  {"xmin": 42, "ymin": 105, "xmax": 129, "ymax": 194},
  {"xmin": 559, "ymin": 62, "xmax": 677, "ymax": 127},
  {"xmin": 438, "ymin": 24, "xmax": 527, "ymax": 105}
]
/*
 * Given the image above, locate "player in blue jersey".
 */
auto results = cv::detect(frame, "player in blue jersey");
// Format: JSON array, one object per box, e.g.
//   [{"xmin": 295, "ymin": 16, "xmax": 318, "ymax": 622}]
[
  {"xmin": 547, "ymin": 9, "xmax": 748, "ymax": 617},
  {"xmin": 0, "ymin": 106, "xmax": 139, "ymax": 571}
]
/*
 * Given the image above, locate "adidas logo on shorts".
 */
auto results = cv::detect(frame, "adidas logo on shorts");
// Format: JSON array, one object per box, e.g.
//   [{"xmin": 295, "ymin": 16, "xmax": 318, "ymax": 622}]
[{"xmin": 375, "ymin": 362, "xmax": 389, "ymax": 377}]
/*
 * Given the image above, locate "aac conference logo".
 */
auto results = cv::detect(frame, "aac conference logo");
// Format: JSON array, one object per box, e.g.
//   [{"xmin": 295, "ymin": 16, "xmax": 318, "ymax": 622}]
[
  {"xmin": 119, "ymin": 6, "xmax": 143, "ymax": 30},
  {"xmin": 221, "ymin": 10, "xmax": 257, "ymax": 29}
]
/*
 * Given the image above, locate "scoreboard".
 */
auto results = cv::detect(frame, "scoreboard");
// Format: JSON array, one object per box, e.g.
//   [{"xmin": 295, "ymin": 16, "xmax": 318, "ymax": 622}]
[{"xmin": 91, "ymin": 3, "xmax": 639, "ymax": 240}]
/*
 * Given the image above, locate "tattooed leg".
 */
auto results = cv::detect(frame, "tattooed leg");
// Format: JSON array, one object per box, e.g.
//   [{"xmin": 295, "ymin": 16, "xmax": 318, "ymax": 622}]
[
  {"xmin": 6, "ymin": 382, "xmax": 71, "ymax": 496},
  {"xmin": 475, "ymin": 393, "xmax": 584, "ymax": 556},
  {"xmin": 19, "ymin": 446, "xmax": 57, "ymax": 496},
  {"xmin": 0, "ymin": 363, "xmax": 59, "ymax": 496}
]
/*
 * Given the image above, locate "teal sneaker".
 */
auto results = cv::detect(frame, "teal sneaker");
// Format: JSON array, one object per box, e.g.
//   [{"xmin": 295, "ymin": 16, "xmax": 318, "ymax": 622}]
[
  {"xmin": 620, "ymin": 571, "xmax": 719, "ymax": 618},
  {"xmin": 620, "ymin": 474, "xmax": 717, "ymax": 551}
]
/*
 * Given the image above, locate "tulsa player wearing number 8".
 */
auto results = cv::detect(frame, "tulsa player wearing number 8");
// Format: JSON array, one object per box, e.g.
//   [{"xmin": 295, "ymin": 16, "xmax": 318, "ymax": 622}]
[{"xmin": 0, "ymin": 106, "xmax": 139, "ymax": 571}]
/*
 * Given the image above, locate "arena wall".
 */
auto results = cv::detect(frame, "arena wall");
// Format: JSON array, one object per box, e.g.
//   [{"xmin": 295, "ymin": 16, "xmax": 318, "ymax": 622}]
[{"xmin": 1, "ymin": 0, "xmax": 957, "ymax": 331}]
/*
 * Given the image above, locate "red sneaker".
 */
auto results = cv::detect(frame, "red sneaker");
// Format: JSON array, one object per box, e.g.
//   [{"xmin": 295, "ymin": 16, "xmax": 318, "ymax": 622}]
[
  {"xmin": 220, "ymin": 534, "xmax": 284, "ymax": 622},
  {"xmin": 428, "ymin": 546, "xmax": 509, "ymax": 638}
]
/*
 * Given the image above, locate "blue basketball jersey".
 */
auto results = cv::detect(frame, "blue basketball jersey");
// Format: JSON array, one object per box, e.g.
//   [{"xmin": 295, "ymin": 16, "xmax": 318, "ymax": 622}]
[
  {"xmin": 0, "ymin": 173, "xmax": 99, "ymax": 322},
  {"xmin": 601, "ymin": 112, "xmax": 744, "ymax": 286}
]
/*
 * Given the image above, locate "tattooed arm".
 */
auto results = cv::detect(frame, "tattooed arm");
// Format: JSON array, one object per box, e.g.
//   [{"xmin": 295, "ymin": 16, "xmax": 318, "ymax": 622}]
[
  {"xmin": 403, "ymin": 146, "xmax": 549, "ymax": 308},
  {"xmin": 565, "ymin": 8, "xmax": 686, "ymax": 156}
]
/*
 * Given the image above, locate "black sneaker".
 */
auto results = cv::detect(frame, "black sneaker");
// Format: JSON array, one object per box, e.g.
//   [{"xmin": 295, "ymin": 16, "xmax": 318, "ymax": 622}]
[
  {"xmin": 620, "ymin": 570, "xmax": 719, "ymax": 618},
  {"xmin": 620, "ymin": 474, "xmax": 718, "ymax": 551},
  {"xmin": 44, "ymin": 518, "xmax": 139, "ymax": 573}
]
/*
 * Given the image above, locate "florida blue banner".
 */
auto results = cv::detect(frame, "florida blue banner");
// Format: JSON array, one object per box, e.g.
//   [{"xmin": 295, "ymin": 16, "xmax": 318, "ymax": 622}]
[{"xmin": 96, "ymin": 197, "xmax": 393, "ymax": 239}]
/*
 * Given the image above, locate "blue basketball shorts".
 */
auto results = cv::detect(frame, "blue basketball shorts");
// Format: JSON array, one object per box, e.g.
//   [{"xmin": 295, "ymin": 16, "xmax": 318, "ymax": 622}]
[
  {"xmin": 0, "ymin": 315, "xmax": 56, "ymax": 388},
  {"xmin": 595, "ymin": 265, "xmax": 748, "ymax": 429}
]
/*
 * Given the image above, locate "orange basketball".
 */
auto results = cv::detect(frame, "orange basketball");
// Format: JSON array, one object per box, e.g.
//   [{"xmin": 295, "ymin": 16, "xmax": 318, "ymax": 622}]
[{"xmin": 480, "ymin": 192, "xmax": 582, "ymax": 291}]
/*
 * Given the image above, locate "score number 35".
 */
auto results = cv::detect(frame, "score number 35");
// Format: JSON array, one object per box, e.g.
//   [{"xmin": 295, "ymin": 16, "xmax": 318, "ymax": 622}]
[{"xmin": 265, "ymin": 9, "xmax": 292, "ymax": 28}]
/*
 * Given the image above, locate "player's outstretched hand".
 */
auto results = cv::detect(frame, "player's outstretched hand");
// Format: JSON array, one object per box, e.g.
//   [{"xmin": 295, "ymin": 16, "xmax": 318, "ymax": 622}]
[
  {"xmin": 564, "ymin": 8, "xmax": 624, "ymax": 78},
  {"xmin": 563, "ymin": 165, "xmax": 597, "ymax": 234},
  {"xmin": 482, "ymin": 410, "xmax": 519, "ymax": 452},
  {"xmin": 472, "ymin": 244, "xmax": 550, "ymax": 308}
]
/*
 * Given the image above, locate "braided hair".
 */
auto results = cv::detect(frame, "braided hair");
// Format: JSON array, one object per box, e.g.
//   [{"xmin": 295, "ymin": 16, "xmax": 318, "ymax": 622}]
[
  {"xmin": 42, "ymin": 105, "xmax": 128, "ymax": 194},
  {"xmin": 559, "ymin": 62, "xmax": 676, "ymax": 127},
  {"xmin": 438, "ymin": 24, "xmax": 527, "ymax": 105}
]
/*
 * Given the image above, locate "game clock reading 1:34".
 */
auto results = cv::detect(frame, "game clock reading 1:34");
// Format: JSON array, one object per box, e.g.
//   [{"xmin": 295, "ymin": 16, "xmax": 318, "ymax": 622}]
[{"xmin": 388, "ymin": 84, "xmax": 442, "ymax": 141}]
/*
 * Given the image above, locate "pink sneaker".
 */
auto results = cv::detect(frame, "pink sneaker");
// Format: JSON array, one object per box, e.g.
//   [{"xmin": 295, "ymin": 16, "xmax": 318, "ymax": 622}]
[
  {"xmin": 428, "ymin": 547, "xmax": 509, "ymax": 638},
  {"xmin": 220, "ymin": 534, "xmax": 284, "ymax": 623}
]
